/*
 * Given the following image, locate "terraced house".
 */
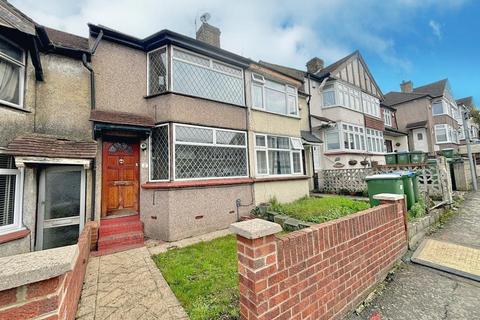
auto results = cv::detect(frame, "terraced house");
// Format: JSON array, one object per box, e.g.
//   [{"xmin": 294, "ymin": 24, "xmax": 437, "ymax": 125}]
[
  {"xmin": 384, "ymin": 79, "xmax": 462, "ymax": 154},
  {"xmin": 0, "ymin": 1, "xmax": 95, "ymax": 256}
]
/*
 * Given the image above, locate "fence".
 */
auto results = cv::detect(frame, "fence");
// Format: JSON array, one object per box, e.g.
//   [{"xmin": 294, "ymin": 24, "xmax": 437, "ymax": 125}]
[
  {"xmin": 230, "ymin": 194, "xmax": 408, "ymax": 320},
  {"xmin": 318, "ymin": 157, "xmax": 453, "ymax": 203}
]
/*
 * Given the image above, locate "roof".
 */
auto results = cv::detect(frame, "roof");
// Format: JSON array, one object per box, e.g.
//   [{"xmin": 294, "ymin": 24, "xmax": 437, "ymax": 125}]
[
  {"xmin": 314, "ymin": 51, "xmax": 358, "ymax": 79},
  {"xmin": 384, "ymin": 127, "xmax": 408, "ymax": 137},
  {"xmin": 90, "ymin": 110, "xmax": 155, "ymax": 127},
  {"xmin": 6, "ymin": 133, "xmax": 97, "ymax": 159},
  {"xmin": 44, "ymin": 27, "xmax": 89, "ymax": 52},
  {"xmin": 88, "ymin": 24, "xmax": 251, "ymax": 68},
  {"xmin": 257, "ymin": 61, "xmax": 305, "ymax": 82},
  {"xmin": 301, "ymin": 131, "xmax": 323, "ymax": 144},
  {"xmin": 0, "ymin": 0, "xmax": 36, "ymax": 35},
  {"xmin": 413, "ymin": 79, "xmax": 448, "ymax": 97},
  {"xmin": 383, "ymin": 91, "xmax": 430, "ymax": 107},
  {"xmin": 405, "ymin": 120, "xmax": 428, "ymax": 129},
  {"xmin": 456, "ymin": 96, "xmax": 474, "ymax": 108},
  {"xmin": 311, "ymin": 115, "xmax": 335, "ymax": 123}
]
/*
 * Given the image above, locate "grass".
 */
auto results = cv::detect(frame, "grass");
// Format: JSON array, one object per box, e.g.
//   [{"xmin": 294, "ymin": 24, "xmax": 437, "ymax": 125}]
[
  {"xmin": 269, "ymin": 196, "xmax": 370, "ymax": 224},
  {"xmin": 153, "ymin": 235, "xmax": 239, "ymax": 320}
]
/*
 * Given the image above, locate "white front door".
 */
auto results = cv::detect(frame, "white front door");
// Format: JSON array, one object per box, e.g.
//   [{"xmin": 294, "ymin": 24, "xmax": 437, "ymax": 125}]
[
  {"xmin": 412, "ymin": 128, "xmax": 429, "ymax": 152},
  {"xmin": 36, "ymin": 166, "xmax": 85, "ymax": 251}
]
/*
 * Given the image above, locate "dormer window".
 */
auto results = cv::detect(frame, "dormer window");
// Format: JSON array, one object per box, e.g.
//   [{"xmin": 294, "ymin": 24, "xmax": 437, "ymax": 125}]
[
  {"xmin": 251, "ymin": 73, "xmax": 298, "ymax": 117},
  {"xmin": 0, "ymin": 36, "xmax": 25, "ymax": 109}
]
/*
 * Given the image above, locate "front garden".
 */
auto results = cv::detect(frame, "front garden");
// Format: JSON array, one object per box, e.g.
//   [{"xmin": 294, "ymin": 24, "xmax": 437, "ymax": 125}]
[{"xmin": 153, "ymin": 196, "xmax": 370, "ymax": 320}]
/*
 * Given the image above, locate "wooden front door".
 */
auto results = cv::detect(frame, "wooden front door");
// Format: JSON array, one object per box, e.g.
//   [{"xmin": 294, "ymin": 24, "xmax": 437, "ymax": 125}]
[{"xmin": 102, "ymin": 141, "xmax": 139, "ymax": 217}]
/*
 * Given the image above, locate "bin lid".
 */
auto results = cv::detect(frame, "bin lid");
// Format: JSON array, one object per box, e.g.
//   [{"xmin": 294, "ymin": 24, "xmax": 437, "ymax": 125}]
[
  {"xmin": 410, "ymin": 151, "xmax": 425, "ymax": 154},
  {"xmin": 393, "ymin": 170, "xmax": 415, "ymax": 177},
  {"xmin": 365, "ymin": 173, "xmax": 401, "ymax": 180}
]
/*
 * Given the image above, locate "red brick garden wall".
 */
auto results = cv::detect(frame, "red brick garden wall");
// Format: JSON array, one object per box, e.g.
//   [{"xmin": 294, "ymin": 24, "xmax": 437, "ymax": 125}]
[
  {"xmin": 236, "ymin": 198, "xmax": 408, "ymax": 320},
  {"xmin": 0, "ymin": 221, "xmax": 97, "ymax": 320}
]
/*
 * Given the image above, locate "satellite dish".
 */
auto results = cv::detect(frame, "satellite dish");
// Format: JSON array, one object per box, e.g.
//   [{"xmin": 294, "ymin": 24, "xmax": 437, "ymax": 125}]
[{"xmin": 200, "ymin": 13, "xmax": 211, "ymax": 23}]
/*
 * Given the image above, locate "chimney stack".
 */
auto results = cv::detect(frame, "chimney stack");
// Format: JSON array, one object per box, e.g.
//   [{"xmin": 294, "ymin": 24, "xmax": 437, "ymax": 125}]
[
  {"xmin": 306, "ymin": 57, "xmax": 324, "ymax": 74},
  {"xmin": 400, "ymin": 80, "xmax": 413, "ymax": 93},
  {"xmin": 196, "ymin": 22, "xmax": 221, "ymax": 48}
]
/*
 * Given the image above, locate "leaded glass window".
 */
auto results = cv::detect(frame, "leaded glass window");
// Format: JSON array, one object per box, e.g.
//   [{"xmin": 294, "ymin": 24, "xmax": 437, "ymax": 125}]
[
  {"xmin": 148, "ymin": 47, "xmax": 168, "ymax": 95},
  {"xmin": 150, "ymin": 124, "xmax": 169, "ymax": 181}
]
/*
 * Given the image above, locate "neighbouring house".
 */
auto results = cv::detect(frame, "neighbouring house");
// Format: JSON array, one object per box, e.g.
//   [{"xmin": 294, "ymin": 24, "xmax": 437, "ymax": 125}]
[
  {"xmin": 384, "ymin": 79, "xmax": 462, "ymax": 154},
  {"xmin": 305, "ymin": 51, "xmax": 387, "ymax": 169},
  {"xmin": 382, "ymin": 103, "xmax": 409, "ymax": 153},
  {"xmin": 0, "ymin": 1, "xmax": 95, "ymax": 257},
  {"xmin": 456, "ymin": 96, "xmax": 479, "ymax": 143}
]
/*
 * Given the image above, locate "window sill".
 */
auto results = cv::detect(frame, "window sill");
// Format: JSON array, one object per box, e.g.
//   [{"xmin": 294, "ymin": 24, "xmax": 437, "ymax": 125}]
[
  {"xmin": 253, "ymin": 175, "xmax": 309, "ymax": 183},
  {"xmin": 0, "ymin": 228, "xmax": 30, "ymax": 245},
  {"xmin": 144, "ymin": 91, "xmax": 246, "ymax": 108},
  {"xmin": 251, "ymin": 107, "xmax": 300, "ymax": 120},
  {"xmin": 0, "ymin": 102, "xmax": 30, "ymax": 113},
  {"xmin": 142, "ymin": 177, "xmax": 254, "ymax": 189},
  {"xmin": 324, "ymin": 150, "xmax": 385, "ymax": 156}
]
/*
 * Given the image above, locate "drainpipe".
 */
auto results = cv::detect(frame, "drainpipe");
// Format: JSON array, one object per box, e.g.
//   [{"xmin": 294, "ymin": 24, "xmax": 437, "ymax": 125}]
[{"xmin": 81, "ymin": 30, "xmax": 103, "ymax": 221}]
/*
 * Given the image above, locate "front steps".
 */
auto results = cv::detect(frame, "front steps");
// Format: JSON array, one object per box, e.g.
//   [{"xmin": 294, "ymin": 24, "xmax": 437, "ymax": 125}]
[{"xmin": 96, "ymin": 215, "xmax": 144, "ymax": 255}]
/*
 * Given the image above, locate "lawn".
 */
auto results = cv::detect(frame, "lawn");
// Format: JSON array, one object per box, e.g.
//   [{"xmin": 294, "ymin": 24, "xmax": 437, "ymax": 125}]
[
  {"xmin": 153, "ymin": 235, "xmax": 240, "ymax": 320},
  {"xmin": 269, "ymin": 196, "xmax": 370, "ymax": 224}
]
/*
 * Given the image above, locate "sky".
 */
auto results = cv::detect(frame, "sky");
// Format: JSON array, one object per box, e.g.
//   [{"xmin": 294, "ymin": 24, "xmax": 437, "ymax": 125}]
[{"xmin": 11, "ymin": 0, "xmax": 480, "ymax": 104}]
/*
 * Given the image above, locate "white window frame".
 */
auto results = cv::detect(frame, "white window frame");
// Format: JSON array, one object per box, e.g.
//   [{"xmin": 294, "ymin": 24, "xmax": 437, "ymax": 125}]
[
  {"xmin": 171, "ymin": 46, "xmax": 245, "ymax": 105},
  {"xmin": 435, "ymin": 124, "xmax": 451, "ymax": 144},
  {"xmin": 0, "ymin": 162, "xmax": 24, "ymax": 235},
  {"xmin": 251, "ymin": 73, "xmax": 299, "ymax": 117},
  {"xmin": 149, "ymin": 123, "xmax": 170, "ymax": 182},
  {"xmin": 384, "ymin": 109, "xmax": 393, "ymax": 127},
  {"xmin": 324, "ymin": 121, "xmax": 385, "ymax": 154},
  {"xmin": 254, "ymin": 133, "xmax": 303, "ymax": 177},
  {"xmin": 0, "ymin": 35, "xmax": 25, "ymax": 109},
  {"xmin": 172, "ymin": 123, "xmax": 248, "ymax": 181},
  {"xmin": 146, "ymin": 45, "xmax": 168, "ymax": 96},
  {"xmin": 366, "ymin": 128, "xmax": 385, "ymax": 154}
]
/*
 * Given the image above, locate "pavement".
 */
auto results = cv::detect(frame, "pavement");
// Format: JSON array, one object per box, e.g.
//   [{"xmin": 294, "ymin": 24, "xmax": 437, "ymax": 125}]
[
  {"xmin": 76, "ymin": 228, "xmax": 231, "ymax": 320},
  {"xmin": 347, "ymin": 191, "xmax": 480, "ymax": 320}
]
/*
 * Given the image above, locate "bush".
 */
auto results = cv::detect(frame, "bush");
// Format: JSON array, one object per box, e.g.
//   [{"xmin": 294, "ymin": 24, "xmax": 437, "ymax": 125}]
[{"xmin": 409, "ymin": 198, "xmax": 427, "ymax": 219}]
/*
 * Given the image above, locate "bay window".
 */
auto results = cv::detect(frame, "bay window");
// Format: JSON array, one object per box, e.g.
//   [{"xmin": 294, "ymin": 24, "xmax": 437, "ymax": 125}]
[
  {"xmin": 0, "ymin": 36, "xmax": 25, "ymax": 108},
  {"xmin": 0, "ymin": 155, "xmax": 22, "ymax": 234},
  {"xmin": 432, "ymin": 101, "xmax": 446, "ymax": 115},
  {"xmin": 324, "ymin": 122, "xmax": 384, "ymax": 154},
  {"xmin": 366, "ymin": 128, "xmax": 384, "ymax": 153},
  {"xmin": 150, "ymin": 124, "xmax": 170, "ymax": 181},
  {"xmin": 255, "ymin": 134, "xmax": 303, "ymax": 176},
  {"xmin": 435, "ymin": 124, "xmax": 459, "ymax": 144},
  {"xmin": 147, "ymin": 47, "xmax": 168, "ymax": 95},
  {"xmin": 251, "ymin": 73, "xmax": 298, "ymax": 117}
]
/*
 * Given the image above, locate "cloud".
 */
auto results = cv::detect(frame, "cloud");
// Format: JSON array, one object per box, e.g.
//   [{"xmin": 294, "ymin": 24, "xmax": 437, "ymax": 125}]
[
  {"xmin": 429, "ymin": 20, "xmax": 442, "ymax": 39},
  {"xmin": 9, "ymin": 0, "xmax": 467, "ymax": 73}
]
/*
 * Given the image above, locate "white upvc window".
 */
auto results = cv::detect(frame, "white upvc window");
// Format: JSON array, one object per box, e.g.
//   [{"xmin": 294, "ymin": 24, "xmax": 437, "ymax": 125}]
[
  {"xmin": 432, "ymin": 100, "xmax": 445, "ymax": 115},
  {"xmin": 366, "ymin": 128, "xmax": 385, "ymax": 153},
  {"xmin": 251, "ymin": 73, "xmax": 298, "ymax": 117},
  {"xmin": 342, "ymin": 123, "xmax": 366, "ymax": 151},
  {"xmin": 0, "ymin": 36, "xmax": 25, "ymax": 109},
  {"xmin": 362, "ymin": 92, "xmax": 380, "ymax": 118},
  {"xmin": 0, "ymin": 155, "xmax": 23, "ymax": 235},
  {"xmin": 435, "ymin": 124, "xmax": 459, "ymax": 144},
  {"xmin": 254, "ymin": 134, "xmax": 303, "ymax": 176},
  {"xmin": 172, "ymin": 123, "xmax": 248, "ymax": 180},
  {"xmin": 384, "ymin": 109, "xmax": 393, "ymax": 127},
  {"xmin": 149, "ymin": 124, "xmax": 170, "ymax": 181},
  {"xmin": 147, "ymin": 46, "xmax": 168, "ymax": 96}
]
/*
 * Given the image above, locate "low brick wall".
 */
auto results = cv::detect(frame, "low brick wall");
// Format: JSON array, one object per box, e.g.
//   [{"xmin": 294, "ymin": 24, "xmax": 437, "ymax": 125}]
[
  {"xmin": 231, "ymin": 195, "xmax": 408, "ymax": 320},
  {"xmin": 0, "ymin": 221, "xmax": 97, "ymax": 320}
]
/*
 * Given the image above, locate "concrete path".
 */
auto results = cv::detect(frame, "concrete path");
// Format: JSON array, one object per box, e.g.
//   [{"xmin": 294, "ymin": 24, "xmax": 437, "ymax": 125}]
[
  {"xmin": 76, "ymin": 247, "xmax": 188, "ymax": 320},
  {"xmin": 348, "ymin": 191, "xmax": 480, "ymax": 320}
]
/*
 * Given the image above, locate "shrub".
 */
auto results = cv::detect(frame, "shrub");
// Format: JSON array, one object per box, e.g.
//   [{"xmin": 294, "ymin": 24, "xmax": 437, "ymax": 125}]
[{"xmin": 408, "ymin": 198, "xmax": 427, "ymax": 219}]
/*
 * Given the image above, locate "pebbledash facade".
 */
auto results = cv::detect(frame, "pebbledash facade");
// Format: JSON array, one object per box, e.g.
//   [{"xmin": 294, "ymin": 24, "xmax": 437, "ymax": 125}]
[
  {"xmin": 88, "ymin": 23, "xmax": 313, "ymax": 243},
  {"xmin": 0, "ymin": 1, "xmax": 95, "ymax": 257}
]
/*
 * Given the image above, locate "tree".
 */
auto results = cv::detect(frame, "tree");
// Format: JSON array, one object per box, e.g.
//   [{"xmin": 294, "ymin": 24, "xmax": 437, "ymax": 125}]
[{"xmin": 470, "ymin": 108, "xmax": 480, "ymax": 127}]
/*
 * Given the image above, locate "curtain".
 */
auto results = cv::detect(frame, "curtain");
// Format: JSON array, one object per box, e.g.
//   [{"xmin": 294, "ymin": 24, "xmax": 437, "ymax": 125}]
[
  {"xmin": 269, "ymin": 150, "xmax": 291, "ymax": 175},
  {"xmin": 0, "ymin": 60, "xmax": 19, "ymax": 104}
]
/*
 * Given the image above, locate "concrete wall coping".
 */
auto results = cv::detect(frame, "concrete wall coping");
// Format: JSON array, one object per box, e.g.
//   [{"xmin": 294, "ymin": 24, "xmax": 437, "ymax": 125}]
[
  {"xmin": 0, "ymin": 245, "xmax": 78, "ymax": 291},
  {"xmin": 230, "ymin": 219, "xmax": 282, "ymax": 239},
  {"xmin": 373, "ymin": 193, "xmax": 405, "ymax": 201}
]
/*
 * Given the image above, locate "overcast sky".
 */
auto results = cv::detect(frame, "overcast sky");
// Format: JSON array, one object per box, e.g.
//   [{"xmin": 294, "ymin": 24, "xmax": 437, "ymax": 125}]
[{"xmin": 11, "ymin": 0, "xmax": 480, "ymax": 103}]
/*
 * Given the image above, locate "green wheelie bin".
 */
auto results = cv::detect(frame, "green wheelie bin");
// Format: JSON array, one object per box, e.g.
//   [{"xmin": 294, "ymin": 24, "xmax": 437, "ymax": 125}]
[
  {"xmin": 410, "ymin": 151, "xmax": 426, "ymax": 164},
  {"xmin": 397, "ymin": 152, "xmax": 410, "ymax": 164},
  {"xmin": 365, "ymin": 174, "xmax": 404, "ymax": 207},
  {"xmin": 384, "ymin": 153, "xmax": 397, "ymax": 165},
  {"xmin": 394, "ymin": 171, "xmax": 416, "ymax": 210}
]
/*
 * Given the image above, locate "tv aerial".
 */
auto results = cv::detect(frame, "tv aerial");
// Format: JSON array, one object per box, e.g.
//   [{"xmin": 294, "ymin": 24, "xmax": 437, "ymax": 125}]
[{"xmin": 200, "ymin": 13, "xmax": 211, "ymax": 24}]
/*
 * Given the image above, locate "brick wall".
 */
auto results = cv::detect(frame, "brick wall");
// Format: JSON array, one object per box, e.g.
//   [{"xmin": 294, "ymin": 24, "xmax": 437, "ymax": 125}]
[
  {"xmin": 0, "ymin": 221, "xmax": 96, "ymax": 320},
  {"xmin": 364, "ymin": 115, "xmax": 385, "ymax": 131},
  {"xmin": 233, "ymin": 197, "xmax": 407, "ymax": 320}
]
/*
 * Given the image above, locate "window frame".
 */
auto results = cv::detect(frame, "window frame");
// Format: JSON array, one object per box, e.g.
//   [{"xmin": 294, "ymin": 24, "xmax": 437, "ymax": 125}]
[
  {"xmin": 254, "ymin": 133, "xmax": 303, "ymax": 177},
  {"xmin": 324, "ymin": 121, "xmax": 384, "ymax": 154},
  {"xmin": 172, "ymin": 123, "xmax": 248, "ymax": 181},
  {"xmin": 383, "ymin": 109, "xmax": 393, "ymax": 127},
  {"xmin": 0, "ymin": 159, "xmax": 24, "ymax": 235},
  {"xmin": 434, "ymin": 124, "xmax": 457, "ymax": 144},
  {"xmin": 251, "ymin": 73, "xmax": 299, "ymax": 118},
  {"xmin": 0, "ymin": 35, "xmax": 25, "ymax": 109},
  {"xmin": 146, "ymin": 45, "xmax": 169, "ymax": 96},
  {"xmin": 148, "ymin": 123, "xmax": 170, "ymax": 182}
]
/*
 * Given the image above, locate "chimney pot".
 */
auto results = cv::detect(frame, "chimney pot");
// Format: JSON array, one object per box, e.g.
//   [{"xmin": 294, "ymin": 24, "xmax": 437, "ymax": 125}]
[
  {"xmin": 400, "ymin": 80, "xmax": 413, "ymax": 93},
  {"xmin": 196, "ymin": 22, "xmax": 221, "ymax": 48},
  {"xmin": 306, "ymin": 57, "xmax": 324, "ymax": 74}
]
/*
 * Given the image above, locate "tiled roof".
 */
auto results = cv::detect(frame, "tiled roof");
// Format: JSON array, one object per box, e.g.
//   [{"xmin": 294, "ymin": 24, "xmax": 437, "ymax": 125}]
[
  {"xmin": 6, "ymin": 133, "xmax": 97, "ymax": 159},
  {"xmin": 0, "ymin": 0, "xmax": 36, "ymax": 35},
  {"xmin": 406, "ymin": 120, "xmax": 428, "ymax": 129},
  {"xmin": 257, "ymin": 61, "xmax": 305, "ymax": 82},
  {"xmin": 383, "ymin": 91, "xmax": 429, "ymax": 107},
  {"xmin": 90, "ymin": 110, "xmax": 155, "ymax": 127},
  {"xmin": 44, "ymin": 27, "xmax": 89, "ymax": 52},
  {"xmin": 413, "ymin": 79, "xmax": 448, "ymax": 97},
  {"xmin": 301, "ymin": 131, "xmax": 323, "ymax": 144},
  {"xmin": 456, "ymin": 96, "xmax": 474, "ymax": 108},
  {"xmin": 315, "ymin": 51, "xmax": 358, "ymax": 78}
]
